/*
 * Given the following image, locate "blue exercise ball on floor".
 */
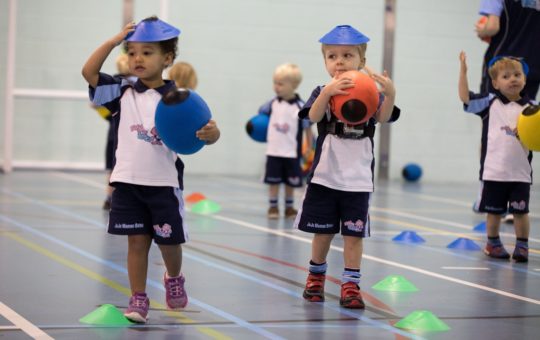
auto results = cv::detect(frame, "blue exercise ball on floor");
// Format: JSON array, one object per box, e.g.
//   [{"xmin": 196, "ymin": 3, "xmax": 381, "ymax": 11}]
[
  {"xmin": 402, "ymin": 163, "xmax": 422, "ymax": 182},
  {"xmin": 246, "ymin": 114, "xmax": 269, "ymax": 143},
  {"xmin": 155, "ymin": 88, "xmax": 211, "ymax": 155}
]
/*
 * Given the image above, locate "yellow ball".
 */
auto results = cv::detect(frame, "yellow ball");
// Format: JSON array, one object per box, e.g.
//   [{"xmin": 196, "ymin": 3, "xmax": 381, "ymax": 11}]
[{"xmin": 517, "ymin": 105, "xmax": 540, "ymax": 151}]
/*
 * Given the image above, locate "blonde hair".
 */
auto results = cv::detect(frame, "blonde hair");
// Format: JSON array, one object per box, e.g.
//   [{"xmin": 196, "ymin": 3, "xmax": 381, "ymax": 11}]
[
  {"xmin": 115, "ymin": 53, "xmax": 130, "ymax": 75},
  {"xmin": 321, "ymin": 43, "xmax": 367, "ymax": 58},
  {"xmin": 168, "ymin": 62, "xmax": 198, "ymax": 89},
  {"xmin": 488, "ymin": 57, "xmax": 526, "ymax": 80},
  {"xmin": 273, "ymin": 63, "xmax": 302, "ymax": 89}
]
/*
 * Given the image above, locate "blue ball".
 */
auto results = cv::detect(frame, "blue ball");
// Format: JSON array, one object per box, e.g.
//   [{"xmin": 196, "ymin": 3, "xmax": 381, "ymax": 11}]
[
  {"xmin": 246, "ymin": 114, "xmax": 269, "ymax": 143},
  {"xmin": 402, "ymin": 163, "xmax": 422, "ymax": 182},
  {"xmin": 155, "ymin": 89, "xmax": 211, "ymax": 155}
]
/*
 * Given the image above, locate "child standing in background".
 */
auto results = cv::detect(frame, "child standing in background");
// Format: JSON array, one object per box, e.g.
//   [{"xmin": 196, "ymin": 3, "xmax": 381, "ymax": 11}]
[
  {"xmin": 295, "ymin": 25, "xmax": 399, "ymax": 308},
  {"xmin": 260, "ymin": 63, "xmax": 313, "ymax": 219},
  {"xmin": 168, "ymin": 61, "xmax": 198, "ymax": 89},
  {"xmin": 459, "ymin": 52, "xmax": 534, "ymax": 262},
  {"xmin": 82, "ymin": 16, "xmax": 220, "ymax": 322}
]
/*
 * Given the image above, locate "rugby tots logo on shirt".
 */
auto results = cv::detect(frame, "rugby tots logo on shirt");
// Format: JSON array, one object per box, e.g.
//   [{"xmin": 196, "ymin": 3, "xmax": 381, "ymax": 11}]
[
  {"xmin": 500, "ymin": 126, "xmax": 517, "ymax": 137},
  {"xmin": 273, "ymin": 122, "xmax": 290, "ymax": 133},
  {"xmin": 130, "ymin": 124, "xmax": 163, "ymax": 145},
  {"xmin": 154, "ymin": 223, "xmax": 172, "ymax": 238},
  {"xmin": 344, "ymin": 220, "xmax": 364, "ymax": 232}
]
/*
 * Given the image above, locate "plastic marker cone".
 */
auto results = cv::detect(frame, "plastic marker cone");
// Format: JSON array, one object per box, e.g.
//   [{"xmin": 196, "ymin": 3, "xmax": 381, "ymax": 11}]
[
  {"xmin": 79, "ymin": 304, "xmax": 133, "ymax": 325},
  {"xmin": 395, "ymin": 310, "xmax": 450, "ymax": 332},
  {"xmin": 392, "ymin": 230, "xmax": 425, "ymax": 244},
  {"xmin": 191, "ymin": 199, "xmax": 221, "ymax": 214},
  {"xmin": 447, "ymin": 237, "xmax": 481, "ymax": 251},
  {"xmin": 372, "ymin": 275, "xmax": 418, "ymax": 292},
  {"xmin": 473, "ymin": 221, "xmax": 486, "ymax": 232},
  {"xmin": 186, "ymin": 192, "xmax": 206, "ymax": 204}
]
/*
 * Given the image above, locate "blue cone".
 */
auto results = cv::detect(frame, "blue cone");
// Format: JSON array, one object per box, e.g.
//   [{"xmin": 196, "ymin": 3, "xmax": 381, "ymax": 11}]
[
  {"xmin": 473, "ymin": 221, "xmax": 486, "ymax": 232},
  {"xmin": 446, "ymin": 237, "xmax": 481, "ymax": 251},
  {"xmin": 392, "ymin": 230, "xmax": 425, "ymax": 244}
]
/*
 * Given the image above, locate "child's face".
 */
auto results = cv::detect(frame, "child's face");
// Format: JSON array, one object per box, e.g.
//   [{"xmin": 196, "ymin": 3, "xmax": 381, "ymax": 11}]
[
  {"xmin": 323, "ymin": 45, "xmax": 365, "ymax": 77},
  {"xmin": 273, "ymin": 75, "xmax": 297, "ymax": 100},
  {"xmin": 491, "ymin": 66, "xmax": 526, "ymax": 100},
  {"xmin": 126, "ymin": 42, "xmax": 173, "ymax": 86}
]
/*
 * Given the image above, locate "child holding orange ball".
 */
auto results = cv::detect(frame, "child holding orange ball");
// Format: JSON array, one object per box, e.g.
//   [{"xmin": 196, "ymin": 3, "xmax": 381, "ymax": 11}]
[{"xmin": 294, "ymin": 25, "xmax": 400, "ymax": 309}]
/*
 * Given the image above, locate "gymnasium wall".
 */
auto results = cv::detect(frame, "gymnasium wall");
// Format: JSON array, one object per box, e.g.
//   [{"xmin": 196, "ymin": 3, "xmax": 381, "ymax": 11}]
[{"xmin": 0, "ymin": 0, "xmax": 538, "ymax": 182}]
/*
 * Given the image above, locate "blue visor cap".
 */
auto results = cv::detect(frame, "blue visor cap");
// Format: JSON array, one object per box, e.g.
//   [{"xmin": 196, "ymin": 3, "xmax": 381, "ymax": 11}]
[
  {"xmin": 488, "ymin": 56, "xmax": 529, "ymax": 76},
  {"xmin": 319, "ymin": 25, "xmax": 370, "ymax": 45},
  {"xmin": 125, "ymin": 18, "xmax": 180, "ymax": 42}
]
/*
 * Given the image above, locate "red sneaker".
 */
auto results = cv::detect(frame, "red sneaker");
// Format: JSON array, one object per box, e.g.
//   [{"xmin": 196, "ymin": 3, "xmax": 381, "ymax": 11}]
[
  {"xmin": 512, "ymin": 246, "xmax": 529, "ymax": 263},
  {"xmin": 484, "ymin": 243, "xmax": 510, "ymax": 259},
  {"xmin": 303, "ymin": 273, "xmax": 325, "ymax": 302},
  {"xmin": 339, "ymin": 282, "xmax": 365, "ymax": 309}
]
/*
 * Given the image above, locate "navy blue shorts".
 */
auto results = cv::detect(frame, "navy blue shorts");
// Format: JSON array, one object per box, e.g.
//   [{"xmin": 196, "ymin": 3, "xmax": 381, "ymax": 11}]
[
  {"xmin": 108, "ymin": 183, "xmax": 187, "ymax": 244},
  {"xmin": 295, "ymin": 183, "xmax": 370, "ymax": 237},
  {"xmin": 475, "ymin": 181, "xmax": 530, "ymax": 214},
  {"xmin": 264, "ymin": 156, "xmax": 302, "ymax": 187}
]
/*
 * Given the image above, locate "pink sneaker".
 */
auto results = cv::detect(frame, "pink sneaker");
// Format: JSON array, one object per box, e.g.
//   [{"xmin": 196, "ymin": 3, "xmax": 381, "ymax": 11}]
[
  {"xmin": 164, "ymin": 272, "xmax": 188, "ymax": 309},
  {"xmin": 124, "ymin": 292, "xmax": 149, "ymax": 323}
]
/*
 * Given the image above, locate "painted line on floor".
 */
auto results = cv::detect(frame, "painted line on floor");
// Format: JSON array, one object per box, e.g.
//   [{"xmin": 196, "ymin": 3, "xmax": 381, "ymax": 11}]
[
  {"xmin": 182, "ymin": 247, "xmax": 424, "ymax": 340},
  {"xmin": 441, "ymin": 267, "xmax": 490, "ymax": 270},
  {"xmin": 0, "ymin": 215, "xmax": 283, "ymax": 340},
  {"xmin": 0, "ymin": 189, "xmax": 421, "ymax": 340},
  {"xmin": 210, "ymin": 214, "xmax": 540, "ymax": 306},
  {"xmin": 0, "ymin": 301, "xmax": 54, "ymax": 339},
  {"xmin": 371, "ymin": 207, "xmax": 540, "ymax": 244}
]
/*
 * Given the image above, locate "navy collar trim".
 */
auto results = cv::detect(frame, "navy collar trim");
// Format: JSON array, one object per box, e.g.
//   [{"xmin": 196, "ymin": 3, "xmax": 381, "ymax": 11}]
[
  {"xmin": 277, "ymin": 94, "xmax": 300, "ymax": 104},
  {"xmin": 133, "ymin": 79, "xmax": 175, "ymax": 95},
  {"xmin": 494, "ymin": 90, "xmax": 530, "ymax": 105}
]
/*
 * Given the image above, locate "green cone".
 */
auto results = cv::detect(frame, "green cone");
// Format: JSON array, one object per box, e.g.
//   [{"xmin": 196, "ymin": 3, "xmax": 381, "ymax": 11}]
[
  {"xmin": 191, "ymin": 199, "xmax": 221, "ymax": 214},
  {"xmin": 372, "ymin": 275, "xmax": 418, "ymax": 292},
  {"xmin": 79, "ymin": 304, "xmax": 134, "ymax": 325},
  {"xmin": 394, "ymin": 310, "xmax": 450, "ymax": 332}
]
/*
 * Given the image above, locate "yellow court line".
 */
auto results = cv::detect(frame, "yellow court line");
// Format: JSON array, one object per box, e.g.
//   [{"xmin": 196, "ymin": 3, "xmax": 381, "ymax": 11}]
[
  {"xmin": 371, "ymin": 215, "xmax": 540, "ymax": 255},
  {"xmin": 3, "ymin": 231, "xmax": 232, "ymax": 340}
]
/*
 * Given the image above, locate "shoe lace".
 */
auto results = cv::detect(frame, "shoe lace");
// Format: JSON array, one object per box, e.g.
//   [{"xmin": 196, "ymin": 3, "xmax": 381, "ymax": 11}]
[
  {"xmin": 167, "ymin": 277, "xmax": 184, "ymax": 297},
  {"xmin": 132, "ymin": 295, "xmax": 148, "ymax": 308}
]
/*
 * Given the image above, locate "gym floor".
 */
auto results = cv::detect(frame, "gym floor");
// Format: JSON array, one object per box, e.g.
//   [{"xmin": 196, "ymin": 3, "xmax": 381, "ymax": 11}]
[{"xmin": 1, "ymin": 170, "xmax": 539, "ymax": 339}]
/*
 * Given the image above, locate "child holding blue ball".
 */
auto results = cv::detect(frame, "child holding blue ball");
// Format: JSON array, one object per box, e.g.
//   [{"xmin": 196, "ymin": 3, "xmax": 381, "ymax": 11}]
[
  {"xmin": 260, "ymin": 63, "xmax": 313, "ymax": 219},
  {"xmin": 82, "ymin": 16, "xmax": 220, "ymax": 323},
  {"xmin": 294, "ymin": 25, "xmax": 399, "ymax": 308}
]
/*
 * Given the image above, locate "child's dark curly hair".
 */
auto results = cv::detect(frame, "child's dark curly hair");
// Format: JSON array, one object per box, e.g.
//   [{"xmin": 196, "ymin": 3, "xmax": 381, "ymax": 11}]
[{"xmin": 122, "ymin": 16, "xmax": 178, "ymax": 60}]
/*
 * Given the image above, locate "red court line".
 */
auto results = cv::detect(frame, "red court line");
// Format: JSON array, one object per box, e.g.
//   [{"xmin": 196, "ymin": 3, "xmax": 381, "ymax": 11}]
[{"xmin": 191, "ymin": 239, "xmax": 395, "ymax": 313}]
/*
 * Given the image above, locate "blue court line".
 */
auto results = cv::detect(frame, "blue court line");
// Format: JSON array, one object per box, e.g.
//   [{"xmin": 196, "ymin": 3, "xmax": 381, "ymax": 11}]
[
  {"xmin": 0, "ymin": 214, "xmax": 284, "ymax": 339},
  {"xmin": 370, "ymin": 234, "xmax": 540, "ymax": 277},
  {"xmin": 184, "ymin": 252, "xmax": 425, "ymax": 340},
  {"xmin": 0, "ymin": 189, "xmax": 422, "ymax": 339}
]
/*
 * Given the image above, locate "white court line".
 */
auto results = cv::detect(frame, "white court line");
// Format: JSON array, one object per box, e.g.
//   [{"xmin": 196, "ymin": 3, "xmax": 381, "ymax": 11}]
[
  {"xmin": 49, "ymin": 172, "xmax": 540, "ymax": 305},
  {"xmin": 371, "ymin": 207, "xmax": 540, "ymax": 243},
  {"xmin": 378, "ymin": 188, "xmax": 540, "ymax": 219},
  {"xmin": 211, "ymin": 214, "xmax": 540, "ymax": 306},
  {"xmin": 0, "ymin": 301, "xmax": 54, "ymax": 339},
  {"xmin": 441, "ymin": 266, "xmax": 490, "ymax": 270},
  {"xmin": 50, "ymin": 171, "xmax": 104, "ymax": 190}
]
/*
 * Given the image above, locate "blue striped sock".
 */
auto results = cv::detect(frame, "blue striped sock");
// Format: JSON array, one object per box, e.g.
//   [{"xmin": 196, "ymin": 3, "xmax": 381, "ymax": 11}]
[
  {"xmin": 342, "ymin": 268, "xmax": 361, "ymax": 285},
  {"xmin": 309, "ymin": 261, "xmax": 327, "ymax": 274}
]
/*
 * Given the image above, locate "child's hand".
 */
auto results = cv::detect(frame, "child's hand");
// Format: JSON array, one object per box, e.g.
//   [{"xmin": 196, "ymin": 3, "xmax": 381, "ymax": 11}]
[
  {"xmin": 196, "ymin": 119, "xmax": 220, "ymax": 145},
  {"xmin": 110, "ymin": 22, "xmax": 136, "ymax": 46},
  {"xmin": 459, "ymin": 51, "xmax": 468, "ymax": 74},
  {"xmin": 368, "ymin": 69, "xmax": 395, "ymax": 99},
  {"xmin": 324, "ymin": 74, "xmax": 355, "ymax": 97}
]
